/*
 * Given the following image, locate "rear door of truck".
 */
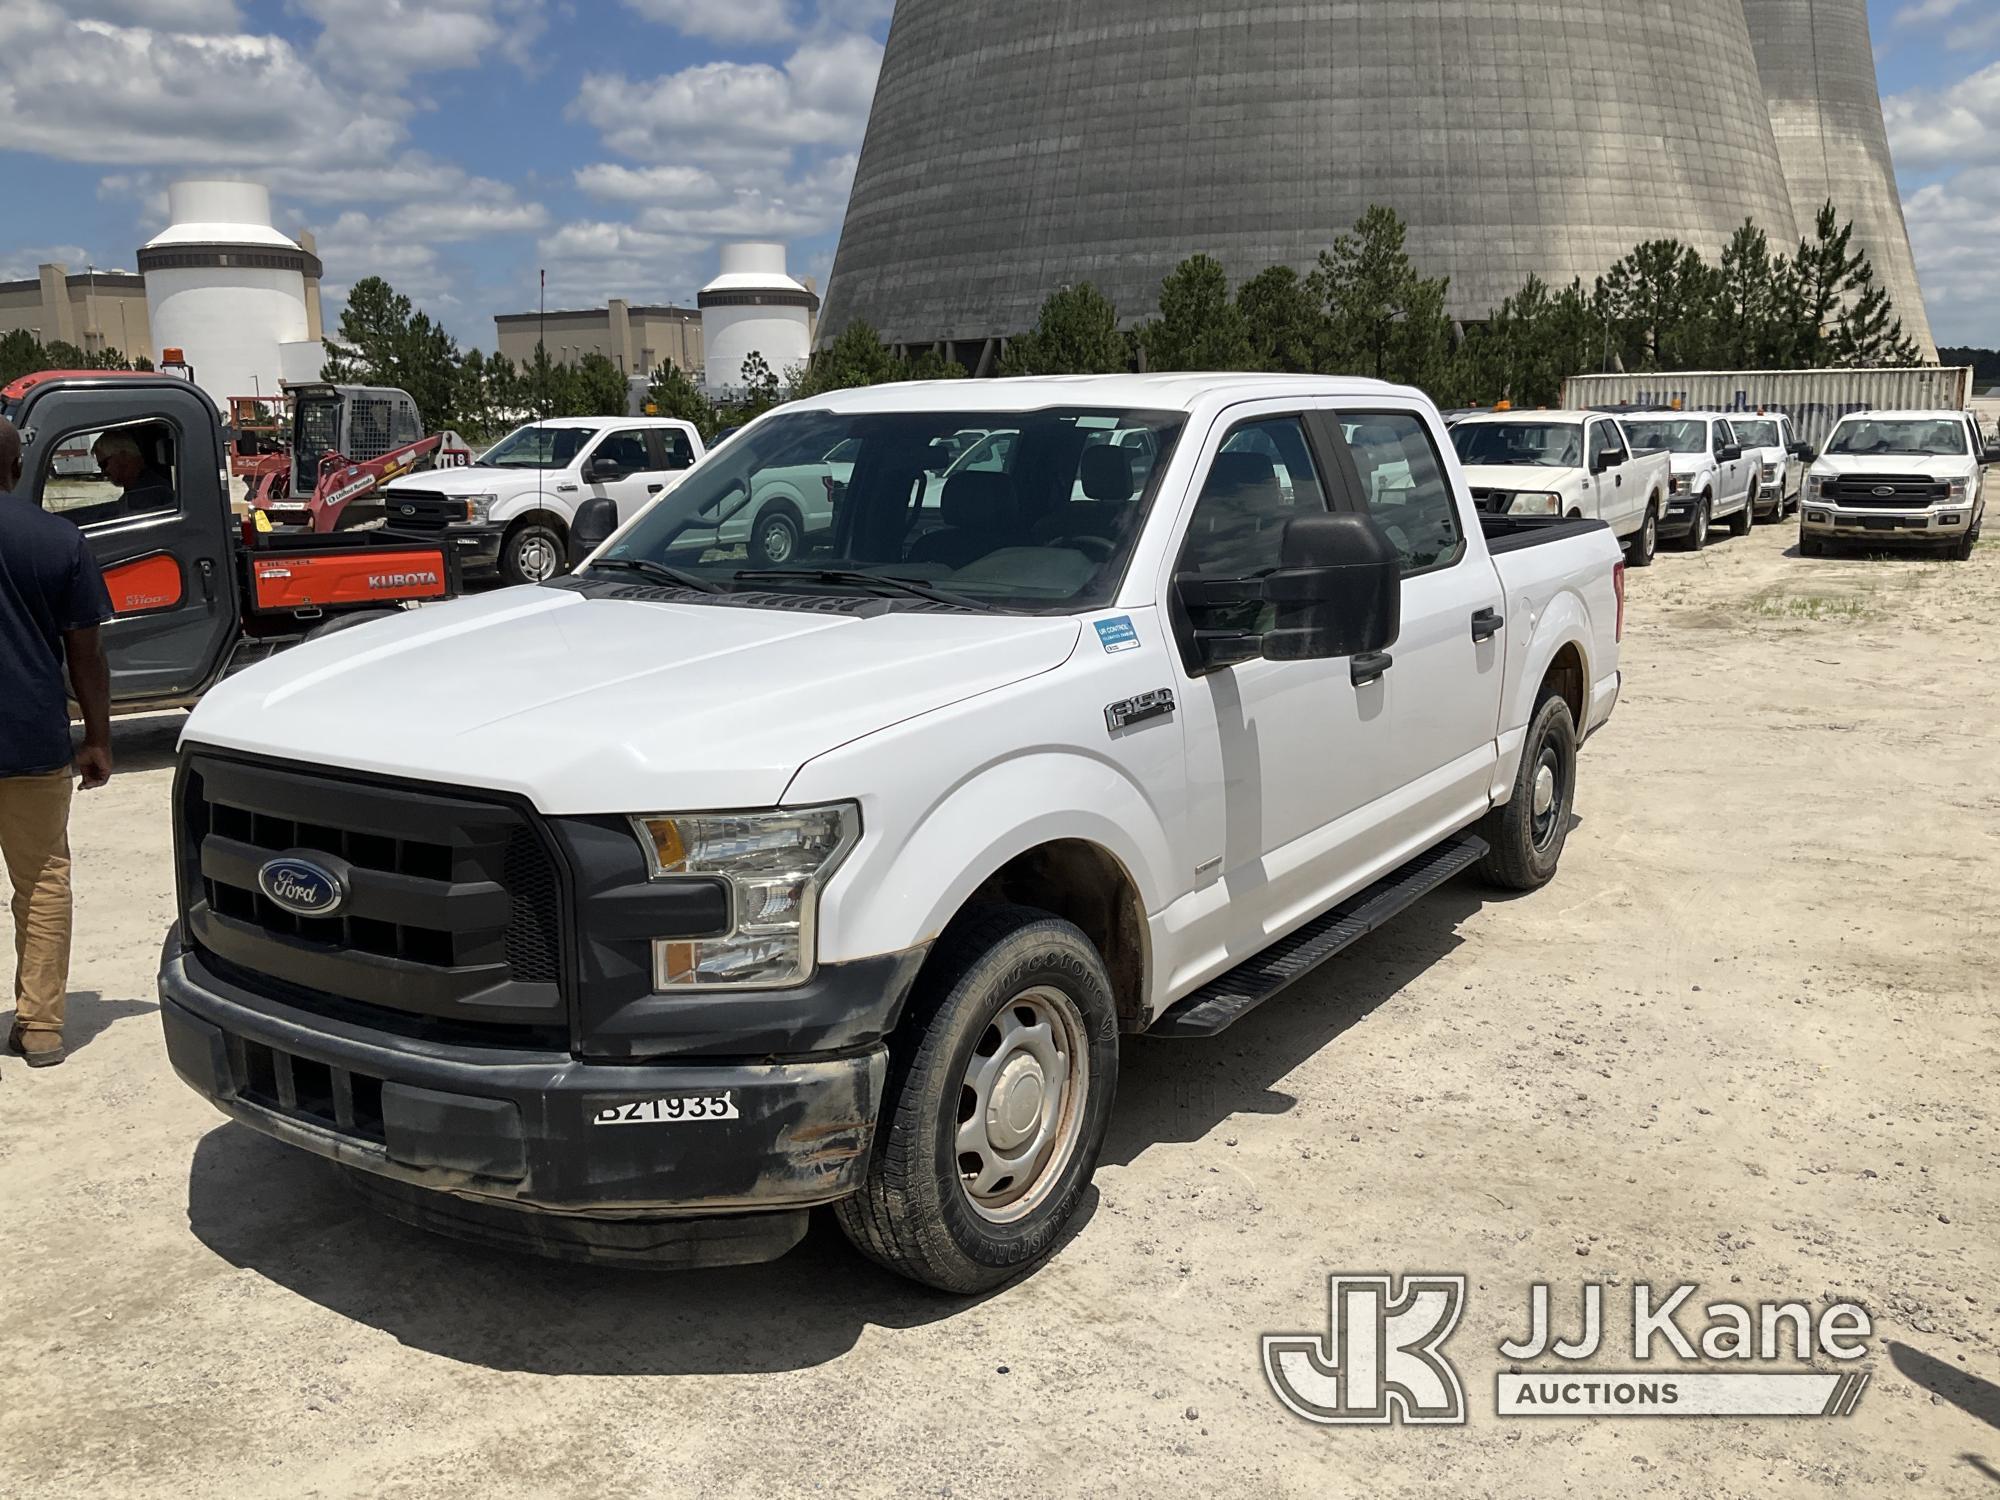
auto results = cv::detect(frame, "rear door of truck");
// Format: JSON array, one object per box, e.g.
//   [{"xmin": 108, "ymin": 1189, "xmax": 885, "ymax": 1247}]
[{"xmin": 22, "ymin": 380, "xmax": 238, "ymax": 706}]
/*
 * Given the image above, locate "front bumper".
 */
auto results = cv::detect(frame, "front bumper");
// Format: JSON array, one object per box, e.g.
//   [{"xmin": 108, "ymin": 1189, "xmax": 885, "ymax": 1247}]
[
  {"xmin": 159, "ymin": 930, "xmax": 888, "ymax": 1219},
  {"xmin": 1800, "ymin": 502, "xmax": 1976, "ymax": 541},
  {"xmin": 1658, "ymin": 493, "xmax": 1703, "ymax": 536},
  {"xmin": 433, "ymin": 521, "xmax": 505, "ymax": 577}
]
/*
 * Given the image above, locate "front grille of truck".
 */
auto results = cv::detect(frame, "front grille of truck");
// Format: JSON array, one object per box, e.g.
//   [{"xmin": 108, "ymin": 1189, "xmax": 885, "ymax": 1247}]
[
  {"xmin": 378, "ymin": 490, "xmax": 460, "ymax": 531},
  {"xmin": 1829, "ymin": 473, "xmax": 1948, "ymax": 508},
  {"xmin": 1467, "ymin": 488, "xmax": 1513, "ymax": 514},
  {"xmin": 176, "ymin": 753, "xmax": 568, "ymax": 1038}
]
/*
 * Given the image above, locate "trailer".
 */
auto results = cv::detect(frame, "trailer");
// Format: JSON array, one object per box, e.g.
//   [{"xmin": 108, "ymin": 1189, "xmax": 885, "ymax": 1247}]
[{"xmin": 1561, "ymin": 367, "xmax": 1976, "ymax": 451}]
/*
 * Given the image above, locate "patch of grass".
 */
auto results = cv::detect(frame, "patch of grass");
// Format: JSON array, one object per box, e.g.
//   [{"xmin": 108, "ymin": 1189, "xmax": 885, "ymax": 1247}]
[{"xmin": 1752, "ymin": 593, "xmax": 1875, "ymax": 621}]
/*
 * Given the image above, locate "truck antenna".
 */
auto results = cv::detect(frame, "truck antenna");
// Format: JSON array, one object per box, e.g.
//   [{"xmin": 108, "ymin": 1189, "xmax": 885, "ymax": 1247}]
[{"xmin": 539, "ymin": 268, "xmax": 548, "ymax": 423}]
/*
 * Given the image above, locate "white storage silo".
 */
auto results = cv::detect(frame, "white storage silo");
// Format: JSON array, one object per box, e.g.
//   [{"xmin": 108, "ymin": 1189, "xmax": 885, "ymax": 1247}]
[
  {"xmin": 698, "ymin": 243, "xmax": 818, "ymax": 392},
  {"xmin": 141, "ymin": 181, "xmax": 321, "ymax": 407}
]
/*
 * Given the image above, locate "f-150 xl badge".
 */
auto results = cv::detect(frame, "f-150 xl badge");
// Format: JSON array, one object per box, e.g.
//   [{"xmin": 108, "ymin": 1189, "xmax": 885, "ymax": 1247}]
[{"xmin": 592, "ymin": 1091, "xmax": 740, "ymax": 1125}]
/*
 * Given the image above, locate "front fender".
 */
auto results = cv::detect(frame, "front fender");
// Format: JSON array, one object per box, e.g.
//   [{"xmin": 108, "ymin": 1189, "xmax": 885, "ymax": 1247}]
[
  {"xmin": 810, "ymin": 750, "xmax": 1174, "ymax": 967},
  {"xmin": 490, "ymin": 489, "xmax": 578, "ymax": 528}
]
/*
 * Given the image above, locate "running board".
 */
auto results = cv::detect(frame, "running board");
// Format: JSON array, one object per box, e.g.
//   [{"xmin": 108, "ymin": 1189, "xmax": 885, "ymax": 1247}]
[{"xmin": 1147, "ymin": 833, "xmax": 1487, "ymax": 1038}]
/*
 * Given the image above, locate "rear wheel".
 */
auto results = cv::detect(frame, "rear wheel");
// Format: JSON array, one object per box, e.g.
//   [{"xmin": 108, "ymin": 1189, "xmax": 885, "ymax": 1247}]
[
  {"xmin": 1475, "ymin": 690, "xmax": 1578, "ymax": 892},
  {"xmin": 836, "ymin": 905, "xmax": 1119, "ymax": 1293},
  {"xmin": 1626, "ymin": 506, "xmax": 1658, "ymax": 568},
  {"xmin": 749, "ymin": 503, "xmax": 803, "ymax": 567},
  {"xmin": 501, "ymin": 519, "xmax": 567, "ymax": 585}
]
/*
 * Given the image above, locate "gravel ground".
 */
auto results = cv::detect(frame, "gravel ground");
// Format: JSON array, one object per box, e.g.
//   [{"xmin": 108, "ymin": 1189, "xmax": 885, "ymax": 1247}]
[{"xmin": 2, "ymin": 518, "xmax": 1996, "ymax": 1498}]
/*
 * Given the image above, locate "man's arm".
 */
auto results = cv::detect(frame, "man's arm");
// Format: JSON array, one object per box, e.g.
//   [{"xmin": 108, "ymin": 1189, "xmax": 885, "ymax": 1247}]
[{"xmin": 64, "ymin": 625, "xmax": 112, "ymax": 788}]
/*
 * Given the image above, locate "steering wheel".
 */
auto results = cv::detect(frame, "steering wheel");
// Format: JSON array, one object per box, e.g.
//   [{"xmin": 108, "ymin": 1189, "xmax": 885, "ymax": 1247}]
[{"xmin": 1052, "ymin": 534, "xmax": 1116, "ymax": 561}]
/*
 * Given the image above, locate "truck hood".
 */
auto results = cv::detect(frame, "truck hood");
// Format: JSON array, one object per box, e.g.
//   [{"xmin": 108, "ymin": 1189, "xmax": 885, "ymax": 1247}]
[
  {"xmin": 1666, "ymin": 453, "xmax": 1712, "ymax": 477},
  {"xmin": 184, "ymin": 589, "xmax": 1082, "ymax": 813},
  {"xmin": 383, "ymin": 466, "xmax": 560, "ymax": 496},
  {"xmin": 1811, "ymin": 453, "xmax": 1975, "ymax": 480},
  {"xmin": 1457, "ymin": 463, "xmax": 1581, "ymax": 491}
]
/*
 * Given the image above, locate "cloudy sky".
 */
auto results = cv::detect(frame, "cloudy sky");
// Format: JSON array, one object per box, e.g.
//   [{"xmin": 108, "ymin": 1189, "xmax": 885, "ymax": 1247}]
[{"xmin": 0, "ymin": 0, "xmax": 1993, "ymax": 351}]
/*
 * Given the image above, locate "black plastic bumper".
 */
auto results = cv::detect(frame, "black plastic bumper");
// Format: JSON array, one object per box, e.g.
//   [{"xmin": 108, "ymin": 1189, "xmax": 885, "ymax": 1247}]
[
  {"xmin": 438, "ymin": 523, "xmax": 504, "ymax": 578},
  {"xmin": 159, "ymin": 931, "xmax": 890, "ymax": 1218}
]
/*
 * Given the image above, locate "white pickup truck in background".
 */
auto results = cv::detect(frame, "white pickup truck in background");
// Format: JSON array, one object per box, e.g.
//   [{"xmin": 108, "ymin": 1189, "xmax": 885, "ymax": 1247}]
[
  {"xmin": 378, "ymin": 416, "xmax": 705, "ymax": 585},
  {"xmin": 1449, "ymin": 410, "xmax": 1672, "ymax": 566},
  {"xmin": 158, "ymin": 374, "xmax": 1624, "ymax": 1293},
  {"xmin": 1619, "ymin": 412, "xmax": 1759, "ymax": 551},
  {"xmin": 1727, "ymin": 411, "xmax": 1814, "ymax": 522},
  {"xmin": 1801, "ymin": 408, "xmax": 1996, "ymax": 560}
]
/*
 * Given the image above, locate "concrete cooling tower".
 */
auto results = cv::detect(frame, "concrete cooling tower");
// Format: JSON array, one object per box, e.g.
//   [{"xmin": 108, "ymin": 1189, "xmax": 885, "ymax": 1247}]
[
  {"xmin": 1739, "ymin": 0, "xmax": 1936, "ymax": 358},
  {"xmin": 824, "ymin": 0, "xmax": 1933, "ymax": 360}
]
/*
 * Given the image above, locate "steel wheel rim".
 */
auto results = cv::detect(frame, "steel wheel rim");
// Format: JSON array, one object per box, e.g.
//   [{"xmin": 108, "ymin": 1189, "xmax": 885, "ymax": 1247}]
[
  {"xmin": 1642, "ymin": 513, "xmax": 1655, "ymax": 558},
  {"xmin": 517, "ymin": 532, "xmax": 559, "ymax": 581},
  {"xmin": 955, "ymin": 985, "xmax": 1090, "ymax": 1224},
  {"xmin": 1531, "ymin": 743, "xmax": 1564, "ymax": 851},
  {"xmin": 760, "ymin": 517, "xmax": 796, "ymax": 563}
]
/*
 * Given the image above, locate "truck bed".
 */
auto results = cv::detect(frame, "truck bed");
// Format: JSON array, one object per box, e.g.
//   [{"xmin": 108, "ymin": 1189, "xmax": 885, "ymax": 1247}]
[{"xmin": 1480, "ymin": 513, "xmax": 1614, "ymax": 554}]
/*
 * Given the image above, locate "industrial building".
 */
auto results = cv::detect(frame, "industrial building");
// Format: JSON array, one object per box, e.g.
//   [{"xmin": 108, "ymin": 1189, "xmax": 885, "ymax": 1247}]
[
  {"xmin": 139, "ymin": 180, "xmax": 327, "ymax": 408},
  {"xmin": 1739, "ymin": 0, "xmax": 1935, "ymax": 357},
  {"xmin": 493, "ymin": 299, "xmax": 704, "ymax": 378},
  {"xmin": 698, "ymin": 242, "xmax": 820, "ymax": 391},
  {"xmin": 0, "ymin": 265, "xmax": 151, "ymax": 360},
  {"xmin": 823, "ymin": 0, "xmax": 1935, "ymax": 365}
]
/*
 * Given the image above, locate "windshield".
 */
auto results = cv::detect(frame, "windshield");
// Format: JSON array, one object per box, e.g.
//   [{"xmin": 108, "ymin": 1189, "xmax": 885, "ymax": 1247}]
[
  {"xmin": 480, "ymin": 424, "xmax": 596, "ymax": 469},
  {"xmin": 1622, "ymin": 419, "xmax": 1707, "ymax": 454},
  {"xmin": 295, "ymin": 397, "xmax": 341, "ymax": 470},
  {"xmin": 1825, "ymin": 418, "xmax": 1967, "ymax": 457},
  {"xmin": 589, "ymin": 406, "xmax": 1186, "ymax": 613},
  {"xmin": 1732, "ymin": 419, "xmax": 1780, "ymax": 447},
  {"xmin": 1450, "ymin": 422, "xmax": 1582, "ymax": 467}
]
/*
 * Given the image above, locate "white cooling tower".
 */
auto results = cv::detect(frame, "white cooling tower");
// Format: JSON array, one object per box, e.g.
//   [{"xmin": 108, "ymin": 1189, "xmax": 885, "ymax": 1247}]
[
  {"xmin": 698, "ymin": 243, "xmax": 818, "ymax": 391},
  {"xmin": 141, "ymin": 180, "xmax": 321, "ymax": 406}
]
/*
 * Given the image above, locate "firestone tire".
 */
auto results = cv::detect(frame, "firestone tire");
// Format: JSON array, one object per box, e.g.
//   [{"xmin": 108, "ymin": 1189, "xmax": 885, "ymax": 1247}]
[
  {"xmin": 835, "ymin": 904, "xmax": 1120, "ymax": 1294},
  {"xmin": 1475, "ymin": 691, "xmax": 1578, "ymax": 893}
]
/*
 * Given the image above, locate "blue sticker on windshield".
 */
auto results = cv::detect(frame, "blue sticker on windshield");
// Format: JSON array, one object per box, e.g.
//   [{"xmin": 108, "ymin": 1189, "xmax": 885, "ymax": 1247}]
[{"xmin": 1095, "ymin": 616, "xmax": 1140, "ymax": 653}]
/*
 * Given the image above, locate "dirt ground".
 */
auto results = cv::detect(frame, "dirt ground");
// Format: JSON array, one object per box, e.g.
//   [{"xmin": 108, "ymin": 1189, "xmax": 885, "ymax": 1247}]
[{"xmin": 2, "ymin": 519, "xmax": 1996, "ymax": 1498}]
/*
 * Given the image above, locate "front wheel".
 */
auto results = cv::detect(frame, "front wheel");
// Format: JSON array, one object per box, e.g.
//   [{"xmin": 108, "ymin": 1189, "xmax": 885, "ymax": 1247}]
[
  {"xmin": 1626, "ymin": 506, "xmax": 1658, "ymax": 568},
  {"xmin": 1680, "ymin": 496, "xmax": 1711, "ymax": 551},
  {"xmin": 1799, "ymin": 528, "xmax": 1827, "ymax": 558},
  {"xmin": 836, "ymin": 905, "xmax": 1119, "ymax": 1293},
  {"xmin": 749, "ymin": 504, "xmax": 803, "ymax": 567},
  {"xmin": 501, "ymin": 520, "xmax": 568, "ymax": 585},
  {"xmin": 1730, "ymin": 484, "xmax": 1756, "ymax": 535},
  {"xmin": 1475, "ymin": 690, "xmax": 1578, "ymax": 892}
]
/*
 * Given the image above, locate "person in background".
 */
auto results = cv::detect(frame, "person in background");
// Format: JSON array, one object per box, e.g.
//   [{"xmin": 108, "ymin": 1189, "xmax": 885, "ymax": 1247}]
[
  {"xmin": 90, "ymin": 430, "xmax": 174, "ymax": 515},
  {"xmin": 0, "ymin": 416, "xmax": 114, "ymax": 1072}
]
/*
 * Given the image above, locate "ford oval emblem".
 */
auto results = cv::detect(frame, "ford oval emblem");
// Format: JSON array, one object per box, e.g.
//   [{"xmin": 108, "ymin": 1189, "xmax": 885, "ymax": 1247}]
[
  {"xmin": 258, "ymin": 856, "xmax": 345, "ymax": 917},
  {"xmin": 1872, "ymin": 485, "xmax": 1895, "ymax": 496},
  {"xmin": 400, "ymin": 503, "xmax": 416, "ymax": 515}
]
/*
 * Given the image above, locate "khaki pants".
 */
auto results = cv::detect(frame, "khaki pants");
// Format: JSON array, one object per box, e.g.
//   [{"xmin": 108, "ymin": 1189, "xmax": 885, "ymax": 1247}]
[{"xmin": 0, "ymin": 768, "xmax": 75, "ymax": 1035}]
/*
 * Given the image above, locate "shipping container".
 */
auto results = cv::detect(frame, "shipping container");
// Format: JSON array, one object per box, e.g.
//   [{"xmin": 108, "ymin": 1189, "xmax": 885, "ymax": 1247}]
[{"xmin": 1560, "ymin": 367, "xmax": 1975, "ymax": 450}]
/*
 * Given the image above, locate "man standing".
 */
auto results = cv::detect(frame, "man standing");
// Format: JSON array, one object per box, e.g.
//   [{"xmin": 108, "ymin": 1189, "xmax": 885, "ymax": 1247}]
[{"xmin": 0, "ymin": 416, "xmax": 114, "ymax": 1071}]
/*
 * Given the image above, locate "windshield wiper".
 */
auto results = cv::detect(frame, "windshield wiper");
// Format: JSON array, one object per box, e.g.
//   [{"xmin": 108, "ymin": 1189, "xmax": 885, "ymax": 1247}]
[
  {"xmin": 733, "ymin": 568, "xmax": 994, "ymax": 611},
  {"xmin": 586, "ymin": 556, "xmax": 727, "ymax": 593}
]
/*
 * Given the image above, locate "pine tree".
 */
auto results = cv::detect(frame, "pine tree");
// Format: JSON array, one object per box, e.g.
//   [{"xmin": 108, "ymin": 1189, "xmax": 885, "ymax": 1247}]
[
  {"xmin": 998, "ymin": 283, "xmax": 1129, "ymax": 375},
  {"xmin": 1138, "ymin": 255, "xmax": 1252, "ymax": 371}
]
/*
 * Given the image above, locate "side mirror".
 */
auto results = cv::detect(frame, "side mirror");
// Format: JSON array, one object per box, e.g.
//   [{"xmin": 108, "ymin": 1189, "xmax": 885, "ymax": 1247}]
[
  {"xmin": 1592, "ymin": 450, "xmax": 1622, "ymax": 474},
  {"xmin": 1983, "ymin": 447, "xmax": 2000, "ymax": 467},
  {"xmin": 1789, "ymin": 442, "xmax": 1812, "ymax": 460},
  {"xmin": 586, "ymin": 454, "xmax": 623, "ymax": 482},
  {"xmin": 1176, "ymin": 513, "xmax": 1400, "ymax": 668},
  {"xmin": 570, "ymin": 496, "xmax": 618, "ymax": 567},
  {"xmin": 1719, "ymin": 445, "xmax": 1743, "ymax": 462}
]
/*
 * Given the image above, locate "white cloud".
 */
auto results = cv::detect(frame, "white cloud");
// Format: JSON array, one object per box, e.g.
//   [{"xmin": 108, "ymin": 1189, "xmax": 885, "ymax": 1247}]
[
  {"xmin": 1885, "ymin": 62, "xmax": 2000, "ymax": 170},
  {"xmin": 295, "ymin": 0, "xmax": 548, "ymax": 85},
  {"xmin": 1894, "ymin": 0, "xmax": 1970, "ymax": 24},
  {"xmin": 67, "ymin": 0, "xmax": 242, "ymax": 29},
  {"xmin": 1902, "ymin": 168, "xmax": 2000, "ymax": 345},
  {"xmin": 530, "ymin": 220, "xmax": 714, "ymax": 307},
  {"xmin": 0, "ymin": 244, "xmax": 95, "ymax": 280},
  {"xmin": 571, "ymin": 34, "xmax": 882, "ymax": 157},
  {"xmin": 622, "ymin": 0, "xmax": 798, "ymax": 43}
]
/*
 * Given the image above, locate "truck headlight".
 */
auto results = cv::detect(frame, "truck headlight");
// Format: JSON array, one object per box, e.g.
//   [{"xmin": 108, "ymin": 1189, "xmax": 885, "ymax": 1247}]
[
  {"xmin": 633, "ymin": 804, "xmax": 859, "ymax": 989},
  {"xmin": 463, "ymin": 493, "xmax": 499, "ymax": 522},
  {"xmin": 1760, "ymin": 463, "xmax": 1779, "ymax": 482},
  {"xmin": 1669, "ymin": 475, "xmax": 1687, "ymax": 495},
  {"xmin": 1946, "ymin": 480, "xmax": 1969, "ymax": 502},
  {"xmin": 1814, "ymin": 475, "xmax": 1837, "ymax": 498},
  {"xmin": 1509, "ymin": 491, "xmax": 1563, "ymax": 515}
]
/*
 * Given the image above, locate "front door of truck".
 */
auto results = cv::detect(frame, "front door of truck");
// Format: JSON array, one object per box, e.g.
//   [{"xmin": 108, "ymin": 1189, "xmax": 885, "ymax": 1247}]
[
  {"xmin": 583, "ymin": 427, "xmax": 671, "ymax": 526},
  {"xmin": 1162, "ymin": 409, "xmax": 1381, "ymax": 985},
  {"xmin": 23, "ymin": 381, "xmax": 237, "ymax": 706}
]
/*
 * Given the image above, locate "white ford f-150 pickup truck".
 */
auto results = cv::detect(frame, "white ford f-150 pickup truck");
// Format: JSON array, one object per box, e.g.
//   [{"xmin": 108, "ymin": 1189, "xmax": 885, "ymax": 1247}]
[
  {"xmin": 1619, "ymin": 412, "xmax": 1760, "ymax": 551},
  {"xmin": 157, "ymin": 374, "xmax": 1624, "ymax": 1292},
  {"xmin": 379, "ymin": 416, "xmax": 705, "ymax": 586},
  {"xmin": 1449, "ymin": 409, "xmax": 1672, "ymax": 567},
  {"xmin": 1801, "ymin": 409, "xmax": 1995, "ymax": 560},
  {"xmin": 1724, "ymin": 411, "xmax": 1814, "ymax": 522}
]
